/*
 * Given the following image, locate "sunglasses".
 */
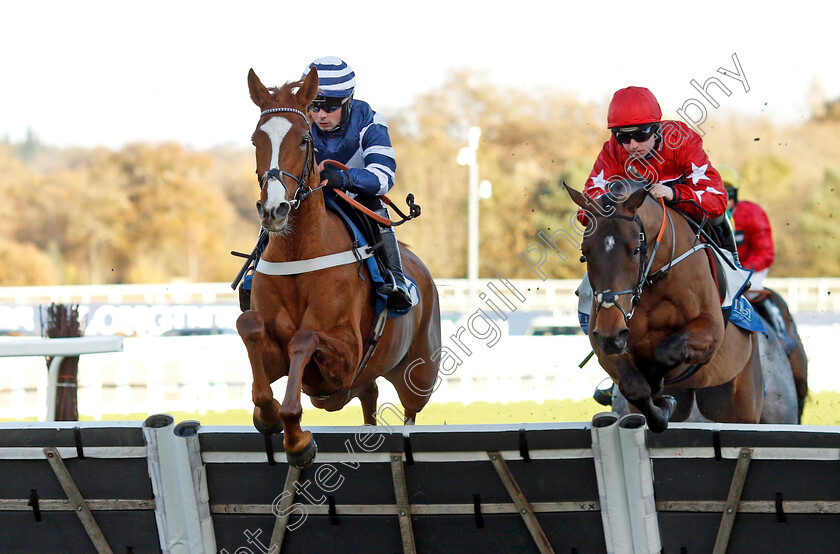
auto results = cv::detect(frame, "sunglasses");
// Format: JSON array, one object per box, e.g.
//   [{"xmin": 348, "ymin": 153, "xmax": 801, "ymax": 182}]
[
  {"xmin": 613, "ymin": 126, "xmax": 656, "ymax": 145},
  {"xmin": 308, "ymin": 96, "xmax": 350, "ymax": 113}
]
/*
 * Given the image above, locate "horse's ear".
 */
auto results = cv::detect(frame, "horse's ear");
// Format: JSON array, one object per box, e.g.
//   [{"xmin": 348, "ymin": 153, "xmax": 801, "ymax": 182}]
[
  {"xmin": 248, "ymin": 68, "xmax": 272, "ymax": 108},
  {"xmin": 297, "ymin": 69, "xmax": 319, "ymax": 106},
  {"xmin": 623, "ymin": 184, "xmax": 649, "ymax": 212},
  {"xmin": 564, "ymin": 182, "xmax": 600, "ymax": 212}
]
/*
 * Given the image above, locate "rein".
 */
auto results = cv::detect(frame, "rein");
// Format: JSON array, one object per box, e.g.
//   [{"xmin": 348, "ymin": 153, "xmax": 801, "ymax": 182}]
[{"xmin": 318, "ymin": 160, "xmax": 422, "ymax": 227}]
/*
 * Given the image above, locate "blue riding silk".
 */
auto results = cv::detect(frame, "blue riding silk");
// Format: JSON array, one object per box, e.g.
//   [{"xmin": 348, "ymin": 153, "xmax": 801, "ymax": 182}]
[{"xmin": 312, "ymin": 100, "xmax": 397, "ymax": 197}]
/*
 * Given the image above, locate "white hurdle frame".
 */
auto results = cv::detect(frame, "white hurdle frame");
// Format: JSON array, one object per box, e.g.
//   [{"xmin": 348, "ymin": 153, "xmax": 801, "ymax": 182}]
[{"xmin": 0, "ymin": 336, "xmax": 124, "ymax": 421}]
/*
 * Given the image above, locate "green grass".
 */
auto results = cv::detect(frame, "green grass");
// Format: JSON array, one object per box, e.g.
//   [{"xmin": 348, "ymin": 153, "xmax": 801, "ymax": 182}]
[
  {"xmin": 54, "ymin": 391, "xmax": 840, "ymax": 428},
  {"xmin": 67, "ymin": 397, "xmax": 607, "ymax": 427},
  {"xmin": 7, "ymin": 392, "xmax": 839, "ymax": 427},
  {"xmin": 800, "ymin": 391, "xmax": 840, "ymax": 426}
]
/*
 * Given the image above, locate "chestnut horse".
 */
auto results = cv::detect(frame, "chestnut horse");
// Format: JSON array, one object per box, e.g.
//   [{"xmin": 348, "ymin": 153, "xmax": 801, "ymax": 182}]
[
  {"xmin": 567, "ymin": 180, "xmax": 797, "ymax": 432},
  {"xmin": 238, "ymin": 68, "xmax": 441, "ymax": 468}
]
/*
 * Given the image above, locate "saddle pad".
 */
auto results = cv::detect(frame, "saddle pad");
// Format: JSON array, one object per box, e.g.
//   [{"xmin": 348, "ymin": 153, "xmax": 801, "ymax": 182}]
[
  {"xmin": 710, "ymin": 247, "xmax": 753, "ymax": 311},
  {"xmin": 729, "ymin": 295, "xmax": 768, "ymax": 335}
]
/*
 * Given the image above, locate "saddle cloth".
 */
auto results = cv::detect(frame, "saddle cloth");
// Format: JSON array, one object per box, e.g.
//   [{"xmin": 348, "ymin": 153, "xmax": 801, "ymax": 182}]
[{"xmin": 324, "ymin": 190, "xmax": 419, "ymax": 319}]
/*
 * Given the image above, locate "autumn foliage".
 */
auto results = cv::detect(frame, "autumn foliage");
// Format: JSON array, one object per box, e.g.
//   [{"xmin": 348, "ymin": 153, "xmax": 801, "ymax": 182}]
[{"xmin": 2, "ymin": 71, "xmax": 839, "ymax": 285}]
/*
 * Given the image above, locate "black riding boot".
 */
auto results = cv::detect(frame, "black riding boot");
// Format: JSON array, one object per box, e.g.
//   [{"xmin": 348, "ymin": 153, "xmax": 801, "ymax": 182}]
[
  {"xmin": 709, "ymin": 215, "xmax": 741, "ymax": 265},
  {"xmin": 236, "ymin": 230, "xmax": 268, "ymax": 313},
  {"xmin": 756, "ymin": 298, "xmax": 796, "ymax": 356},
  {"xmin": 376, "ymin": 226, "xmax": 413, "ymax": 311}
]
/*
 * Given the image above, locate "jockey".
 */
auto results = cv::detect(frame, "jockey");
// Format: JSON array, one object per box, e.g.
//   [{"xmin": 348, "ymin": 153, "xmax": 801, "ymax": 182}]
[
  {"xmin": 582, "ymin": 88, "xmax": 738, "ymax": 407},
  {"xmin": 303, "ymin": 56, "xmax": 412, "ymax": 311},
  {"xmin": 578, "ymin": 86, "xmax": 739, "ymax": 261},
  {"xmin": 719, "ymin": 165, "xmax": 795, "ymax": 354}
]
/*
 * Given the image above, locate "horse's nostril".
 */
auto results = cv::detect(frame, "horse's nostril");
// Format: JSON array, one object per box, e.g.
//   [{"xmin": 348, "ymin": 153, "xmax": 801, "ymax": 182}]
[
  {"xmin": 275, "ymin": 202, "xmax": 291, "ymax": 218},
  {"xmin": 256, "ymin": 201, "xmax": 264, "ymax": 218},
  {"xmin": 616, "ymin": 329, "xmax": 630, "ymax": 349}
]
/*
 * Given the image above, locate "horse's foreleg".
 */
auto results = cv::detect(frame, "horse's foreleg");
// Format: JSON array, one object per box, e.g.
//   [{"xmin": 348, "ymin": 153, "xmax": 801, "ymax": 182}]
[
  {"xmin": 281, "ymin": 330, "xmax": 319, "ymax": 468},
  {"xmin": 655, "ymin": 313, "xmax": 721, "ymax": 371},
  {"xmin": 237, "ymin": 311, "xmax": 283, "ymax": 434},
  {"xmin": 615, "ymin": 359, "xmax": 676, "ymax": 433},
  {"xmin": 357, "ymin": 381, "xmax": 379, "ymax": 426}
]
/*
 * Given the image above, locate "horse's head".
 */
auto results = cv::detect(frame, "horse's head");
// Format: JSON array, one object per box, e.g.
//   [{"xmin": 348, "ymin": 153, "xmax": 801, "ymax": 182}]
[
  {"xmin": 566, "ymin": 180, "xmax": 652, "ymax": 354},
  {"xmin": 247, "ymin": 68, "xmax": 319, "ymax": 234}
]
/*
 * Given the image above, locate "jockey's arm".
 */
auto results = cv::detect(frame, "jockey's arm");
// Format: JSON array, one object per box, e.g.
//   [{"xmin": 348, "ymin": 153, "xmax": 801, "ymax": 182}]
[
  {"xmin": 345, "ymin": 119, "xmax": 396, "ymax": 197},
  {"xmin": 668, "ymin": 140, "xmax": 727, "ymax": 219}
]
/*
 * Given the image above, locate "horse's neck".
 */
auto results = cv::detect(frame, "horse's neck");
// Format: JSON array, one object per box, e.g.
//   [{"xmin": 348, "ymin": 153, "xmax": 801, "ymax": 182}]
[{"xmin": 266, "ymin": 190, "xmax": 347, "ymax": 261}]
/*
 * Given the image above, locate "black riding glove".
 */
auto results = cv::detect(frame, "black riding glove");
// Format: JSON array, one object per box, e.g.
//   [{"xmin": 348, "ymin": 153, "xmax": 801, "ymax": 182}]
[{"xmin": 320, "ymin": 166, "xmax": 353, "ymax": 191}]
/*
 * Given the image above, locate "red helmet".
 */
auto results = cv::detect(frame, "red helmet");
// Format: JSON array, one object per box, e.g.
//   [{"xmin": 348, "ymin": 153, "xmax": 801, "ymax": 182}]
[{"xmin": 607, "ymin": 87, "xmax": 662, "ymax": 129}]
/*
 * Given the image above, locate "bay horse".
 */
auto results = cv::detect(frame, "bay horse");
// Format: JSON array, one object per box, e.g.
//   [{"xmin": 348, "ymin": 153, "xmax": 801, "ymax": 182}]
[
  {"xmin": 567, "ymin": 180, "xmax": 797, "ymax": 432},
  {"xmin": 609, "ymin": 317, "xmax": 799, "ymax": 425},
  {"xmin": 238, "ymin": 68, "xmax": 441, "ymax": 468}
]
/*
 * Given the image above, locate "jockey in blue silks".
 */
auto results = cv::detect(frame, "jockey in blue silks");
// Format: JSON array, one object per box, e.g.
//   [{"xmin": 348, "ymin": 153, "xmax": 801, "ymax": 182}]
[
  {"xmin": 238, "ymin": 57, "xmax": 412, "ymax": 313},
  {"xmin": 304, "ymin": 56, "xmax": 412, "ymax": 311}
]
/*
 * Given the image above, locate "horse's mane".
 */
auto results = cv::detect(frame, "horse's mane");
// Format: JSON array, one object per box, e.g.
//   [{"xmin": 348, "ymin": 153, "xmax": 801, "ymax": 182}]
[
  {"xmin": 266, "ymin": 80, "xmax": 305, "ymax": 106},
  {"xmin": 598, "ymin": 179, "xmax": 649, "ymax": 217}
]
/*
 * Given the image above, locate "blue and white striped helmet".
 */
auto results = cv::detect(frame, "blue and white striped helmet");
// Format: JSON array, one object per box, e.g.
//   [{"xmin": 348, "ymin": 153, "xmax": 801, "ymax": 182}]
[{"xmin": 302, "ymin": 56, "xmax": 356, "ymax": 98}]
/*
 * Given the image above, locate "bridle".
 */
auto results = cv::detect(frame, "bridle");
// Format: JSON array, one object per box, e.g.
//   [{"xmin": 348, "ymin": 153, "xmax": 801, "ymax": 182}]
[
  {"xmin": 257, "ymin": 107, "xmax": 320, "ymax": 210},
  {"xmin": 587, "ymin": 198, "xmax": 671, "ymax": 321}
]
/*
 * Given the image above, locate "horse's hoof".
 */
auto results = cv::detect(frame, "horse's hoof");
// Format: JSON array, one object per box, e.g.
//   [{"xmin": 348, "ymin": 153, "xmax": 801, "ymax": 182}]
[
  {"xmin": 647, "ymin": 395, "xmax": 677, "ymax": 433},
  {"xmin": 253, "ymin": 412, "xmax": 283, "ymax": 435},
  {"xmin": 656, "ymin": 394, "xmax": 677, "ymax": 414},
  {"xmin": 286, "ymin": 438, "xmax": 318, "ymax": 470},
  {"xmin": 593, "ymin": 384, "xmax": 615, "ymax": 406}
]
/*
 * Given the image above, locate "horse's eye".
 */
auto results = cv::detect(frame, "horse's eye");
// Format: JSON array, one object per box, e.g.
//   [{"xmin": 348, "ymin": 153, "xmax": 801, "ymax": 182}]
[
  {"xmin": 579, "ymin": 255, "xmax": 587, "ymax": 263},
  {"xmin": 632, "ymin": 247, "xmax": 641, "ymax": 257}
]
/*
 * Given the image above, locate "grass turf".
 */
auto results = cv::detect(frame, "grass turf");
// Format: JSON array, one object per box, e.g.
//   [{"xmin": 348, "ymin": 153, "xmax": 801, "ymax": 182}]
[{"xmin": 44, "ymin": 391, "xmax": 839, "ymax": 428}]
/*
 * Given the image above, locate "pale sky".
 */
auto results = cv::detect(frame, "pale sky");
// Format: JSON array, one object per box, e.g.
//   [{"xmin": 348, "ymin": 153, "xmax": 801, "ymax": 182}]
[{"xmin": 2, "ymin": 0, "xmax": 837, "ymax": 150}]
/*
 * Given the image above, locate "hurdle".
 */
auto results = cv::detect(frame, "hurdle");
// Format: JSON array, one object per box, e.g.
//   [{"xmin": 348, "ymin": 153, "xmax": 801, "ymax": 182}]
[{"xmin": 0, "ymin": 417, "xmax": 839, "ymax": 552}]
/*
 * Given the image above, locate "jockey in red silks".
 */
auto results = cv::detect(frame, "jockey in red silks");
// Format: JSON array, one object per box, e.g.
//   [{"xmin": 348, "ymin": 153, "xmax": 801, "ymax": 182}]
[
  {"xmin": 577, "ymin": 86, "xmax": 738, "ymax": 260},
  {"xmin": 579, "ymin": 88, "xmax": 742, "ymax": 406},
  {"xmin": 719, "ymin": 165, "xmax": 795, "ymax": 354}
]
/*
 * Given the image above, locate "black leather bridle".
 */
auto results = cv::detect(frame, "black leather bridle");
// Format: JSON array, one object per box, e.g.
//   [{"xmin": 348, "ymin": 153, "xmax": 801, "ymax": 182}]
[
  {"xmin": 257, "ymin": 107, "xmax": 317, "ymax": 210},
  {"xmin": 586, "ymin": 203, "xmax": 673, "ymax": 321}
]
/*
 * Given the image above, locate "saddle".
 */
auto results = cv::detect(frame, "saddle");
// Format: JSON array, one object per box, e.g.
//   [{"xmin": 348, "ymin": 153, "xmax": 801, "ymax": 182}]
[
  {"xmin": 323, "ymin": 190, "xmax": 419, "ymax": 319},
  {"xmin": 683, "ymin": 218, "xmax": 751, "ymax": 309}
]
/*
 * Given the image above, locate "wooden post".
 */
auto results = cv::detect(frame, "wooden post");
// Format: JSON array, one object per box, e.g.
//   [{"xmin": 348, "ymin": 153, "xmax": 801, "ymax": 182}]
[{"xmin": 41, "ymin": 303, "xmax": 83, "ymax": 421}]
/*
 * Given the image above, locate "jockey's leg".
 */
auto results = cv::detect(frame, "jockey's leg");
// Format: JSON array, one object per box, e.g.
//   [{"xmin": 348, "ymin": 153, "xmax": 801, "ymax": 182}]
[
  {"xmin": 577, "ymin": 273, "xmax": 614, "ymax": 404},
  {"xmin": 709, "ymin": 215, "xmax": 741, "ymax": 265},
  {"xmin": 237, "ymin": 229, "xmax": 269, "ymax": 313},
  {"xmin": 373, "ymin": 203, "xmax": 413, "ymax": 311}
]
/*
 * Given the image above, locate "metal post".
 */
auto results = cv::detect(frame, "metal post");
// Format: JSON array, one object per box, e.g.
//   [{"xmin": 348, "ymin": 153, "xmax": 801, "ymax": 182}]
[{"xmin": 458, "ymin": 126, "xmax": 482, "ymax": 301}]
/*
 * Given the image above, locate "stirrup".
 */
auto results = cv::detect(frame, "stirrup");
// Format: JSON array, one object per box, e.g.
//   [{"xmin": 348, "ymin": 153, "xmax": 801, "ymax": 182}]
[{"xmin": 378, "ymin": 272, "xmax": 412, "ymax": 311}]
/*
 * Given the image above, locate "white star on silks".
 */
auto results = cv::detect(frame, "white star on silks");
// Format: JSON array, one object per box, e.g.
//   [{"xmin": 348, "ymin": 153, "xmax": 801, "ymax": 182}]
[
  {"xmin": 689, "ymin": 163, "xmax": 709, "ymax": 184},
  {"xmin": 695, "ymin": 186, "xmax": 723, "ymax": 202},
  {"xmin": 591, "ymin": 170, "xmax": 608, "ymax": 191}
]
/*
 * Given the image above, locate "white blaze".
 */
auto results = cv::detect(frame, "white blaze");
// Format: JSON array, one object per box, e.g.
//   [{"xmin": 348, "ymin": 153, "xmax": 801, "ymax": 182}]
[
  {"xmin": 259, "ymin": 117, "xmax": 293, "ymax": 210},
  {"xmin": 605, "ymin": 235, "xmax": 615, "ymax": 252}
]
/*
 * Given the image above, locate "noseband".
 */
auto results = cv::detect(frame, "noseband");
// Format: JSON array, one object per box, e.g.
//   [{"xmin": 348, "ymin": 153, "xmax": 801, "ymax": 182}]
[{"xmin": 258, "ymin": 107, "xmax": 316, "ymax": 210}]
